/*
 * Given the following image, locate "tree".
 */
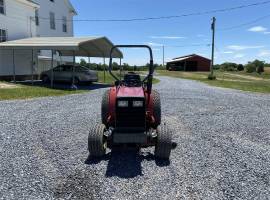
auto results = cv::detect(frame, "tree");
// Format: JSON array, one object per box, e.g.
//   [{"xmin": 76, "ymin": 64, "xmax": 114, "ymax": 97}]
[
  {"xmin": 253, "ymin": 60, "xmax": 265, "ymax": 74},
  {"xmin": 237, "ymin": 64, "xmax": 244, "ymax": 71},
  {"xmin": 80, "ymin": 58, "xmax": 87, "ymax": 67},
  {"xmin": 220, "ymin": 62, "xmax": 238, "ymax": 71},
  {"xmin": 245, "ymin": 62, "xmax": 256, "ymax": 73}
]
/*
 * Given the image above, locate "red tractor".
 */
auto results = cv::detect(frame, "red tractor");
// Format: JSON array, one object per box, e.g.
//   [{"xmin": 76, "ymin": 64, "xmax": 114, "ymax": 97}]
[{"xmin": 88, "ymin": 45, "xmax": 172, "ymax": 160}]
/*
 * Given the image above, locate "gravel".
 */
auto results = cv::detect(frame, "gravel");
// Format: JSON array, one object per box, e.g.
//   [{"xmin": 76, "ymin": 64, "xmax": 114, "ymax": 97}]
[{"xmin": 0, "ymin": 76, "xmax": 269, "ymax": 199}]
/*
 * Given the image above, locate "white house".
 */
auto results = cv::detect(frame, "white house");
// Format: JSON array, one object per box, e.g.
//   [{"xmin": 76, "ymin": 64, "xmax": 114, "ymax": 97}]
[{"xmin": 0, "ymin": 0, "xmax": 77, "ymax": 80}]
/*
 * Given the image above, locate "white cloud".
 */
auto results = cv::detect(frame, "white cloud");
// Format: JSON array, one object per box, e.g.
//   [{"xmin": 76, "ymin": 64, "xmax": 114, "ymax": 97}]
[
  {"xmin": 234, "ymin": 54, "xmax": 245, "ymax": 58},
  {"xmin": 227, "ymin": 45, "xmax": 264, "ymax": 51},
  {"xmin": 258, "ymin": 50, "xmax": 270, "ymax": 57},
  {"xmin": 248, "ymin": 26, "xmax": 267, "ymax": 32},
  {"xmin": 146, "ymin": 42, "xmax": 163, "ymax": 46},
  {"xmin": 263, "ymin": 31, "xmax": 270, "ymax": 34},
  {"xmin": 223, "ymin": 51, "xmax": 234, "ymax": 54},
  {"xmin": 150, "ymin": 36, "xmax": 186, "ymax": 39}
]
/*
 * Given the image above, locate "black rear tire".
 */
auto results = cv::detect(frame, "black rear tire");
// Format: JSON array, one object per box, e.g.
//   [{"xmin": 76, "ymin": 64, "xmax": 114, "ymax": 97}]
[
  {"xmin": 88, "ymin": 123, "xmax": 106, "ymax": 157},
  {"xmin": 101, "ymin": 90, "xmax": 110, "ymax": 125},
  {"xmin": 42, "ymin": 75, "xmax": 50, "ymax": 84},
  {"xmin": 155, "ymin": 123, "xmax": 172, "ymax": 160},
  {"xmin": 153, "ymin": 90, "xmax": 161, "ymax": 127}
]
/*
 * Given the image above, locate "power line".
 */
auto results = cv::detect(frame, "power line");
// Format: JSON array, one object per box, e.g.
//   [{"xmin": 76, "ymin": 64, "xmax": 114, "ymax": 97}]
[
  {"xmin": 36, "ymin": 0, "xmax": 270, "ymax": 22},
  {"xmin": 218, "ymin": 14, "xmax": 270, "ymax": 31}
]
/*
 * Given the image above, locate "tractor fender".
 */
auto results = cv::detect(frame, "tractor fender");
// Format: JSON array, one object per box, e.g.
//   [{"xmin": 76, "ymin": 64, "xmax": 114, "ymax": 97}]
[
  {"xmin": 145, "ymin": 91, "xmax": 155, "ymax": 124},
  {"xmin": 108, "ymin": 87, "xmax": 117, "ymax": 125}
]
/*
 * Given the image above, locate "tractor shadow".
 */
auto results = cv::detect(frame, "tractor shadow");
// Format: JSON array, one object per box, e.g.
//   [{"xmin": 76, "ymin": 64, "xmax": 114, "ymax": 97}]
[{"xmin": 85, "ymin": 148, "xmax": 171, "ymax": 179}]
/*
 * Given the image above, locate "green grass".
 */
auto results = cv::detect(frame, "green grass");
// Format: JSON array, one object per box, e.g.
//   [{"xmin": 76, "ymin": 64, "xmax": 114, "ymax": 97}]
[
  {"xmin": 157, "ymin": 70, "xmax": 270, "ymax": 93},
  {"xmin": 0, "ymin": 83, "xmax": 85, "ymax": 101}
]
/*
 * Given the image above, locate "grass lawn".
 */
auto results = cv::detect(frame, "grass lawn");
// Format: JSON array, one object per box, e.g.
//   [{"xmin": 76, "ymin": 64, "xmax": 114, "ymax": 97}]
[
  {"xmin": 0, "ymin": 82, "xmax": 85, "ymax": 101},
  {"xmin": 157, "ymin": 70, "xmax": 270, "ymax": 93}
]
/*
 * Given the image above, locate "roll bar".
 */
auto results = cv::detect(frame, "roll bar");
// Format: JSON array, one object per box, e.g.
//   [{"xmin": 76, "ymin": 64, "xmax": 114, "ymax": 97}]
[{"xmin": 109, "ymin": 45, "xmax": 154, "ymax": 93}]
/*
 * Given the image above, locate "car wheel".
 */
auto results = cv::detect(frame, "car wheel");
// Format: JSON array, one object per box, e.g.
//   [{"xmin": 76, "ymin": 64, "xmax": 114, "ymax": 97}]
[
  {"xmin": 155, "ymin": 123, "xmax": 172, "ymax": 160},
  {"xmin": 42, "ymin": 75, "xmax": 50, "ymax": 84},
  {"xmin": 73, "ymin": 77, "xmax": 80, "ymax": 85},
  {"xmin": 88, "ymin": 123, "xmax": 106, "ymax": 157}
]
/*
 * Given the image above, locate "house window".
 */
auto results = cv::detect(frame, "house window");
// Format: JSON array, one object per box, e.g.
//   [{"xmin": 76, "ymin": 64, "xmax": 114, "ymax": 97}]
[
  {"xmin": 0, "ymin": 0, "xmax": 5, "ymax": 15},
  {"xmin": 62, "ymin": 16, "xmax": 67, "ymax": 32},
  {"xmin": 50, "ymin": 12, "xmax": 55, "ymax": 30},
  {"xmin": 0, "ymin": 29, "xmax": 7, "ymax": 42},
  {"xmin": 35, "ymin": 10, "xmax": 39, "ymax": 26}
]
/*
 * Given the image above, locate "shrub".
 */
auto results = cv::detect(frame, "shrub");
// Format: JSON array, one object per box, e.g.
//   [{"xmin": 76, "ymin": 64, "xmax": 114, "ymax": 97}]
[
  {"xmin": 245, "ymin": 63, "xmax": 256, "ymax": 73},
  {"xmin": 237, "ymin": 64, "xmax": 244, "ymax": 71},
  {"xmin": 208, "ymin": 74, "xmax": 216, "ymax": 80},
  {"xmin": 220, "ymin": 62, "xmax": 238, "ymax": 71}
]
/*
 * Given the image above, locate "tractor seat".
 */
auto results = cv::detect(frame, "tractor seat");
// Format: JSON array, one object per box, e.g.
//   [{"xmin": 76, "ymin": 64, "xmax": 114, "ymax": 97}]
[{"xmin": 123, "ymin": 73, "xmax": 142, "ymax": 87}]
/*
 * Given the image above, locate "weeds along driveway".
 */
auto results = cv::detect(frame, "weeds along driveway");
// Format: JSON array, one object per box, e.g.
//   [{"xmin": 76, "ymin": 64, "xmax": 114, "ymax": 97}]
[{"xmin": 0, "ymin": 76, "xmax": 270, "ymax": 199}]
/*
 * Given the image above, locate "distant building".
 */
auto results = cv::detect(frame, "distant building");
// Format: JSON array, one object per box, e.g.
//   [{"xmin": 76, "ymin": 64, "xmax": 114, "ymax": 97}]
[
  {"xmin": 0, "ymin": 0, "xmax": 77, "ymax": 80},
  {"xmin": 166, "ymin": 54, "xmax": 211, "ymax": 72}
]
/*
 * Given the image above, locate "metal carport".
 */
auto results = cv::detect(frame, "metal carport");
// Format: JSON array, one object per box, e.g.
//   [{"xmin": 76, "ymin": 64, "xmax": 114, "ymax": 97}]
[{"xmin": 0, "ymin": 37, "xmax": 123, "ymax": 88}]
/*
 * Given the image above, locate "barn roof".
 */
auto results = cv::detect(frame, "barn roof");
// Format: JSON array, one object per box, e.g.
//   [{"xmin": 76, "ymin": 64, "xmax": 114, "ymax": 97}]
[{"xmin": 167, "ymin": 54, "xmax": 211, "ymax": 63}]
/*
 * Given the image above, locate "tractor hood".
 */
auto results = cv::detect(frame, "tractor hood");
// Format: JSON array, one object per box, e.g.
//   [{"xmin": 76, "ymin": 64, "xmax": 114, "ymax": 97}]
[{"xmin": 116, "ymin": 87, "xmax": 145, "ymax": 98}]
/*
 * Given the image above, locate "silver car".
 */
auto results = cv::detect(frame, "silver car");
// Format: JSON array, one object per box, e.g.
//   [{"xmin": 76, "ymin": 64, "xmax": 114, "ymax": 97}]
[{"xmin": 41, "ymin": 65, "xmax": 98, "ymax": 84}]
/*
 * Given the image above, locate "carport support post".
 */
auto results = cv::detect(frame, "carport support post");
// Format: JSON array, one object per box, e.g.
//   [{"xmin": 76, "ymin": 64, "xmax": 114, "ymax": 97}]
[
  {"xmin": 71, "ymin": 50, "xmax": 77, "ymax": 90},
  {"xmin": 103, "ymin": 57, "xmax": 106, "ymax": 83},
  {"xmin": 50, "ymin": 50, "xmax": 54, "ymax": 88},
  {"xmin": 12, "ymin": 49, "xmax": 16, "ymax": 83},
  {"xmin": 31, "ymin": 49, "xmax": 34, "ymax": 85}
]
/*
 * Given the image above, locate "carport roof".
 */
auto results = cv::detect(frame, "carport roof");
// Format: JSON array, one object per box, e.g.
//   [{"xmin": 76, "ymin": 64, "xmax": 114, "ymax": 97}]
[{"xmin": 0, "ymin": 37, "xmax": 123, "ymax": 58}]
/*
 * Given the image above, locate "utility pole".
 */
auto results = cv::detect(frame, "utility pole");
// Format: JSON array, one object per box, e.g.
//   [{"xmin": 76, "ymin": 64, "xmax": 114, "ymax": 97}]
[
  {"xmin": 210, "ymin": 17, "xmax": 216, "ymax": 79},
  {"xmin": 162, "ymin": 45, "xmax": 165, "ymax": 68}
]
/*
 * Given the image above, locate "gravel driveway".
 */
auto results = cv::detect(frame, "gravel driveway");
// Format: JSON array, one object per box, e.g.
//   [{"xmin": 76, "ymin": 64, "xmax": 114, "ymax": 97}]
[{"xmin": 0, "ymin": 76, "xmax": 269, "ymax": 200}]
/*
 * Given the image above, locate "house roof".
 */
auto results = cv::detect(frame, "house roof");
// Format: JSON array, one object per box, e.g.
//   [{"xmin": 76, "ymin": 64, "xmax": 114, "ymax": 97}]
[
  {"xmin": 18, "ymin": 0, "xmax": 40, "ymax": 8},
  {"xmin": 167, "ymin": 54, "xmax": 211, "ymax": 63},
  {"xmin": 0, "ymin": 37, "xmax": 123, "ymax": 58},
  {"xmin": 64, "ymin": 0, "xmax": 77, "ymax": 15}
]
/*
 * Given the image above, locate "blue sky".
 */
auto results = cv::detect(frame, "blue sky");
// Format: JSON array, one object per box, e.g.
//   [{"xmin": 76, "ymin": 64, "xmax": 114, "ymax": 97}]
[{"xmin": 70, "ymin": 0, "xmax": 270, "ymax": 65}]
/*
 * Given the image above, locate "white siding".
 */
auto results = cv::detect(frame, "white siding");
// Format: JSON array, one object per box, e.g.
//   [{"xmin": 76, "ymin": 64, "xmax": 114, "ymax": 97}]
[
  {"xmin": 34, "ymin": 0, "xmax": 74, "ymax": 37},
  {"xmin": 0, "ymin": 0, "xmax": 37, "ymax": 40}
]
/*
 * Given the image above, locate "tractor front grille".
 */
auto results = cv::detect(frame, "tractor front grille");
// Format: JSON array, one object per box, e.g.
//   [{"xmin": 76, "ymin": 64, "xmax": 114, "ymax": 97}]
[{"xmin": 115, "ymin": 97, "xmax": 146, "ymax": 132}]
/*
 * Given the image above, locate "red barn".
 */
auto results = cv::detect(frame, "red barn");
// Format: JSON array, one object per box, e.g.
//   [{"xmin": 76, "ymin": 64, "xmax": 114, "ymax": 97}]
[{"xmin": 166, "ymin": 54, "xmax": 211, "ymax": 72}]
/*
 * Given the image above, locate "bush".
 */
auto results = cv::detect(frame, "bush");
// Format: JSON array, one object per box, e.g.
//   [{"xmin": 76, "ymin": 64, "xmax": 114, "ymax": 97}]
[
  {"xmin": 245, "ymin": 63, "xmax": 256, "ymax": 73},
  {"xmin": 220, "ymin": 62, "xmax": 238, "ymax": 71},
  {"xmin": 208, "ymin": 74, "xmax": 216, "ymax": 80},
  {"xmin": 245, "ymin": 60, "xmax": 265, "ymax": 74},
  {"xmin": 237, "ymin": 64, "xmax": 244, "ymax": 71}
]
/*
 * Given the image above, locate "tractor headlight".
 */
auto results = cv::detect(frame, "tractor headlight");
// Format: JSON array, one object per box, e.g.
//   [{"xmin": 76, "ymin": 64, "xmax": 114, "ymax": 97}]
[
  {"xmin": 118, "ymin": 100, "xmax": 129, "ymax": 107},
  {"xmin": 133, "ymin": 100, "xmax": 143, "ymax": 107}
]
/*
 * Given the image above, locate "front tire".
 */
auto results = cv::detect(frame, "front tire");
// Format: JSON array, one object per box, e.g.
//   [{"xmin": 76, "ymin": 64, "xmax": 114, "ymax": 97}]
[
  {"xmin": 155, "ymin": 123, "xmax": 172, "ymax": 160},
  {"xmin": 153, "ymin": 90, "xmax": 161, "ymax": 127},
  {"xmin": 88, "ymin": 123, "xmax": 106, "ymax": 157}
]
